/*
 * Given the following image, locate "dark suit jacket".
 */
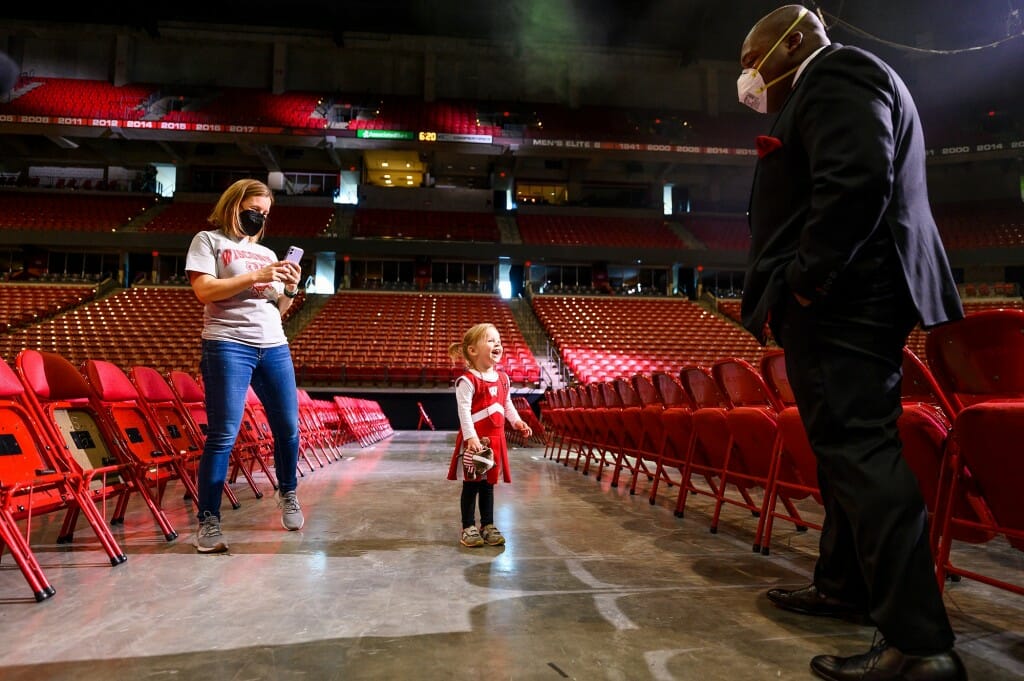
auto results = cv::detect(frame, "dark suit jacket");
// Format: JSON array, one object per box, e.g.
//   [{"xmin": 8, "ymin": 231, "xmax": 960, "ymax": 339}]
[{"xmin": 741, "ymin": 43, "xmax": 964, "ymax": 345}]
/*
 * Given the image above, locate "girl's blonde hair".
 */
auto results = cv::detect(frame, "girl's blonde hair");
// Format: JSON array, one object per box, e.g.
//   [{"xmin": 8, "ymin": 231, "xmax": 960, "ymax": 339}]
[
  {"xmin": 207, "ymin": 178, "xmax": 274, "ymax": 240},
  {"xmin": 449, "ymin": 323, "xmax": 497, "ymax": 368}
]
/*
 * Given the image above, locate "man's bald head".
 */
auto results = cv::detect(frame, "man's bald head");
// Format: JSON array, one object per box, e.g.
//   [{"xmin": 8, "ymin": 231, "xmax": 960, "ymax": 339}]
[
  {"xmin": 748, "ymin": 5, "xmax": 826, "ymax": 47},
  {"xmin": 739, "ymin": 4, "xmax": 830, "ymax": 112}
]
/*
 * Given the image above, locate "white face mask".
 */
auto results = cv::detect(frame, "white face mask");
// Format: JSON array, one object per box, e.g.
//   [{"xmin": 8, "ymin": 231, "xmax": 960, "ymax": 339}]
[{"xmin": 737, "ymin": 7, "xmax": 808, "ymax": 113}]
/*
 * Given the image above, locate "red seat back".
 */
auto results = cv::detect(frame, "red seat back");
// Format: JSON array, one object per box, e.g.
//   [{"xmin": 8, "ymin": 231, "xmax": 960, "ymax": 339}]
[
  {"xmin": 759, "ymin": 350, "xmax": 795, "ymax": 407},
  {"xmin": 131, "ymin": 365, "xmax": 178, "ymax": 403},
  {"xmin": 169, "ymin": 370, "xmax": 205, "ymax": 403},
  {"xmin": 925, "ymin": 309, "xmax": 1024, "ymax": 412},
  {"xmin": 711, "ymin": 357, "xmax": 782, "ymax": 411},
  {"xmin": 901, "ymin": 347, "xmax": 955, "ymax": 418},
  {"xmin": 952, "ymin": 403, "xmax": 1024, "ymax": 551},
  {"xmin": 84, "ymin": 359, "xmax": 140, "ymax": 401},
  {"xmin": 679, "ymin": 365, "xmax": 730, "ymax": 409},
  {"xmin": 17, "ymin": 349, "xmax": 91, "ymax": 402}
]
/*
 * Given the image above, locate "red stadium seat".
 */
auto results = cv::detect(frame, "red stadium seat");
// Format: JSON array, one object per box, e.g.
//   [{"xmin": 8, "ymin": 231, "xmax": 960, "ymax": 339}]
[
  {"xmin": 168, "ymin": 370, "xmax": 268, "ymax": 500},
  {"xmin": 925, "ymin": 309, "xmax": 1024, "ymax": 595},
  {"xmin": 677, "ymin": 365, "xmax": 742, "ymax": 525},
  {"xmin": 0, "ymin": 357, "xmax": 127, "ymax": 601},
  {"xmin": 710, "ymin": 357, "xmax": 808, "ymax": 550},
  {"xmin": 755, "ymin": 351, "xmax": 823, "ymax": 555},
  {"xmin": 83, "ymin": 359, "xmax": 201, "ymax": 509},
  {"xmin": 648, "ymin": 371, "xmax": 696, "ymax": 512},
  {"xmin": 296, "ymin": 389, "xmax": 344, "ymax": 462},
  {"xmin": 129, "ymin": 365, "xmax": 241, "ymax": 511},
  {"xmin": 17, "ymin": 350, "xmax": 179, "ymax": 542}
]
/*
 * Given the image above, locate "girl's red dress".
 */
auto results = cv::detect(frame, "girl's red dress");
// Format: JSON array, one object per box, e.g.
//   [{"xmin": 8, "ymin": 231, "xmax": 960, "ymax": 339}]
[{"xmin": 446, "ymin": 369, "xmax": 512, "ymax": 484}]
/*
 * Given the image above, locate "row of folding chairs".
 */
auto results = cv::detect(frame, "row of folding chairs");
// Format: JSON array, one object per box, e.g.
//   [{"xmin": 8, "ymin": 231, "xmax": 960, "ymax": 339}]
[
  {"xmin": 332, "ymin": 396, "xmax": 393, "ymax": 447},
  {"xmin": 541, "ymin": 308, "xmax": 1024, "ymax": 600},
  {"xmin": 0, "ymin": 349, "xmax": 352, "ymax": 602}
]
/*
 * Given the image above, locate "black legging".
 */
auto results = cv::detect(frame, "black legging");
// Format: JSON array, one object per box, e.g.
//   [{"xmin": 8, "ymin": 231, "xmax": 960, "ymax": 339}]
[{"xmin": 460, "ymin": 480, "xmax": 494, "ymax": 528}]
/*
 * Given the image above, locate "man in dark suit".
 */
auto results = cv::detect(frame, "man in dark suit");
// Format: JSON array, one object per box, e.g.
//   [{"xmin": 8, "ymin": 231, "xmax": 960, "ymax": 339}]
[{"xmin": 738, "ymin": 5, "xmax": 966, "ymax": 681}]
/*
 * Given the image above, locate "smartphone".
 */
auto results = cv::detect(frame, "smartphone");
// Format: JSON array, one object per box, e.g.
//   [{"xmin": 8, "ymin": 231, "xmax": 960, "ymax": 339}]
[{"xmin": 284, "ymin": 246, "xmax": 303, "ymax": 264}]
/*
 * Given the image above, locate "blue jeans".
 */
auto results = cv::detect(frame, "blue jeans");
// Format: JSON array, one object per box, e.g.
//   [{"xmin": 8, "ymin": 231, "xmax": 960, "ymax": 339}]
[{"xmin": 196, "ymin": 339, "xmax": 300, "ymax": 520}]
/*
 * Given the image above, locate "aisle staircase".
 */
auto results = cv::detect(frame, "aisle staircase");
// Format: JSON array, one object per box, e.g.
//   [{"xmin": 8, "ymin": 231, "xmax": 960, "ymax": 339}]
[
  {"xmin": 508, "ymin": 297, "xmax": 565, "ymax": 390},
  {"xmin": 496, "ymin": 214, "xmax": 521, "ymax": 244}
]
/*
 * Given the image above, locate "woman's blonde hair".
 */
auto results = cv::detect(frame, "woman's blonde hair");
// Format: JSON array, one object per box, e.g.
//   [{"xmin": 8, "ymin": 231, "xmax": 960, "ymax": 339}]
[
  {"xmin": 449, "ymin": 323, "xmax": 497, "ymax": 368},
  {"xmin": 207, "ymin": 178, "xmax": 274, "ymax": 240}
]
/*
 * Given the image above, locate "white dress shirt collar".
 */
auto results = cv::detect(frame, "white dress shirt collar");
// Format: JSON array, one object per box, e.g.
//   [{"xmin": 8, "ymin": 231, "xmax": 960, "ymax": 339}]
[{"xmin": 793, "ymin": 44, "xmax": 830, "ymax": 87}]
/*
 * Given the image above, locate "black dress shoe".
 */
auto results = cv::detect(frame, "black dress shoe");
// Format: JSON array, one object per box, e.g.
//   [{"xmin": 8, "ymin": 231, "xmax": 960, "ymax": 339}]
[
  {"xmin": 767, "ymin": 584, "xmax": 870, "ymax": 623},
  {"xmin": 811, "ymin": 642, "xmax": 967, "ymax": 681}
]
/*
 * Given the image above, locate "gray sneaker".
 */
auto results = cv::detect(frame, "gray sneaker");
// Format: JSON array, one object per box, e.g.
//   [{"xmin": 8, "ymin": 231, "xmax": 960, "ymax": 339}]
[
  {"xmin": 277, "ymin": 490, "xmax": 304, "ymax": 531},
  {"xmin": 193, "ymin": 513, "xmax": 229, "ymax": 553},
  {"xmin": 460, "ymin": 525, "xmax": 484, "ymax": 547},
  {"xmin": 480, "ymin": 524, "xmax": 506, "ymax": 546}
]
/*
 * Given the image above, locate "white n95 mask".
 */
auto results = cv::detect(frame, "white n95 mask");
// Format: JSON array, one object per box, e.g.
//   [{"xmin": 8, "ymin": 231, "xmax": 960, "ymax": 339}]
[{"xmin": 737, "ymin": 7, "xmax": 808, "ymax": 113}]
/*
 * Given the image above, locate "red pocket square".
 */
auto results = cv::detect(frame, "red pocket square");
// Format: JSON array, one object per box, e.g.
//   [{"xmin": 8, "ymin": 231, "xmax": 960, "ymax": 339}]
[{"xmin": 756, "ymin": 135, "xmax": 783, "ymax": 158}]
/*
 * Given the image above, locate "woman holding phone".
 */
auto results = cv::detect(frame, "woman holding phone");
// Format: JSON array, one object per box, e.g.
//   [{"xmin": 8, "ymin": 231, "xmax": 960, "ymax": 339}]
[{"xmin": 185, "ymin": 178, "xmax": 305, "ymax": 553}]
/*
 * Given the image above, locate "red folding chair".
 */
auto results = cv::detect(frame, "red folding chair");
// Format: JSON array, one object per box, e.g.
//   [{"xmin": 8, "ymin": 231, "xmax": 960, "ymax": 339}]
[
  {"xmin": 168, "ymin": 370, "xmax": 268, "ymax": 500},
  {"xmin": 416, "ymin": 401, "xmax": 435, "ymax": 431},
  {"xmin": 926, "ymin": 308, "xmax": 1024, "ymax": 412},
  {"xmin": 541, "ymin": 389, "xmax": 564, "ymax": 460},
  {"xmin": 925, "ymin": 309, "xmax": 1024, "ymax": 595},
  {"xmin": 627, "ymin": 373, "xmax": 667, "ymax": 499},
  {"xmin": 547, "ymin": 388, "xmax": 580, "ymax": 463},
  {"xmin": 510, "ymin": 395, "xmax": 546, "ymax": 446},
  {"xmin": 612, "ymin": 377, "xmax": 660, "ymax": 495},
  {"xmin": 129, "ymin": 365, "xmax": 240, "ymax": 511},
  {"xmin": 556, "ymin": 386, "xmax": 590, "ymax": 467},
  {"xmin": 679, "ymin": 364, "xmax": 745, "ymax": 522},
  {"xmin": 333, "ymin": 396, "xmax": 369, "ymax": 447},
  {"xmin": 898, "ymin": 348, "xmax": 995, "ymax": 554},
  {"xmin": 649, "ymin": 371, "xmax": 696, "ymax": 513},
  {"xmin": 17, "ymin": 350, "xmax": 178, "ymax": 542},
  {"xmin": 711, "ymin": 357, "xmax": 808, "ymax": 549},
  {"xmin": 83, "ymin": 359, "xmax": 201, "ymax": 511},
  {"xmin": 297, "ymin": 389, "xmax": 343, "ymax": 462},
  {"xmin": 595, "ymin": 381, "xmax": 640, "ymax": 487},
  {"xmin": 678, "ymin": 364, "xmax": 761, "ymax": 531},
  {"xmin": 333, "ymin": 396, "xmax": 392, "ymax": 447},
  {"xmin": 757, "ymin": 347, "xmax": 997, "ymax": 559},
  {"xmin": 938, "ymin": 403, "xmax": 1024, "ymax": 595},
  {"xmin": 0, "ymin": 357, "xmax": 126, "ymax": 601},
  {"xmin": 757, "ymin": 350, "xmax": 826, "ymax": 555},
  {"xmin": 235, "ymin": 386, "xmax": 289, "ymax": 484},
  {"xmin": 315, "ymin": 395, "xmax": 354, "ymax": 447},
  {"xmin": 583, "ymin": 382, "xmax": 620, "ymax": 480}
]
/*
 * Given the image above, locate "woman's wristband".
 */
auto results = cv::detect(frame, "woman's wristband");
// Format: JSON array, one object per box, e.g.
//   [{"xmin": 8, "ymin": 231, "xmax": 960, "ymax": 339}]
[{"xmin": 283, "ymin": 287, "xmax": 299, "ymax": 298}]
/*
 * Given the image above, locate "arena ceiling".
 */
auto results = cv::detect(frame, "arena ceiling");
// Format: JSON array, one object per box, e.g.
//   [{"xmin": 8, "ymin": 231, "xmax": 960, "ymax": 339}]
[
  {"xmin": 4, "ymin": 0, "xmax": 1021, "ymax": 64},
  {"xmin": 1, "ymin": 1, "xmax": 1021, "ymax": 185}
]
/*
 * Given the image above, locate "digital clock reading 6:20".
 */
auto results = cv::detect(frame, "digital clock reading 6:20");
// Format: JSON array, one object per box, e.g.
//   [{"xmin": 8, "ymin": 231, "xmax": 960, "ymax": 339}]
[{"xmin": 418, "ymin": 131, "xmax": 437, "ymax": 142}]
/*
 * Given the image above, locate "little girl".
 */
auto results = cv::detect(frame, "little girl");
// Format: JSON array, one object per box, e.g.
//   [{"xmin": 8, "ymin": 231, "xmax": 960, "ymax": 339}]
[{"xmin": 447, "ymin": 323, "xmax": 532, "ymax": 547}]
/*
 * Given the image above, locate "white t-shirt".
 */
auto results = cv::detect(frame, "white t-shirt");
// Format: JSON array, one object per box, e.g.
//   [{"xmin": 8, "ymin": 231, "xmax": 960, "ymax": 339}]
[{"xmin": 185, "ymin": 229, "xmax": 288, "ymax": 348}]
